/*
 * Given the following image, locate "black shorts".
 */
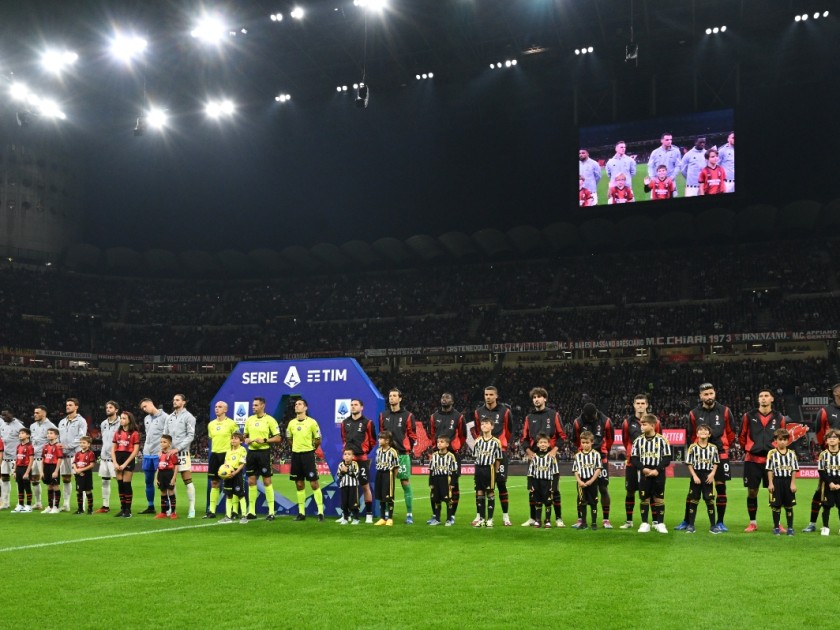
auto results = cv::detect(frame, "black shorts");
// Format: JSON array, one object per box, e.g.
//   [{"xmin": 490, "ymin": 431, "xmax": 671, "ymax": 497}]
[
  {"xmin": 15, "ymin": 467, "xmax": 29, "ymax": 484},
  {"xmin": 577, "ymin": 482, "xmax": 598, "ymax": 507},
  {"xmin": 715, "ymin": 459, "xmax": 732, "ymax": 482},
  {"xmin": 743, "ymin": 461, "xmax": 769, "ymax": 490},
  {"xmin": 223, "ymin": 472, "xmax": 246, "ymax": 498},
  {"xmin": 43, "ymin": 464, "xmax": 59, "ymax": 484},
  {"xmin": 341, "ymin": 485, "xmax": 360, "ymax": 513},
  {"xmin": 625, "ymin": 464, "xmax": 639, "ymax": 493},
  {"xmin": 638, "ymin": 473, "xmax": 666, "ymax": 502},
  {"xmin": 75, "ymin": 472, "xmax": 93, "ymax": 492},
  {"xmin": 207, "ymin": 452, "xmax": 227, "ymax": 480},
  {"xmin": 290, "ymin": 450, "xmax": 318, "ymax": 481},
  {"xmin": 474, "ymin": 465, "xmax": 496, "ymax": 493},
  {"xmin": 597, "ymin": 465, "xmax": 610, "ymax": 489},
  {"xmin": 822, "ymin": 487, "xmax": 840, "ymax": 509},
  {"xmin": 687, "ymin": 478, "xmax": 715, "ymax": 503},
  {"xmin": 529, "ymin": 477, "xmax": 552, "ymax": 504},
  {"xmin": 157, "ymin": 470, "xmax": 174, "ymax": 490},
  {"xmin": 115, "ymin": 451, "xmax": 135, "ymax": 472},
  {"xmin": 375, "ymin": 469, "xmax": 395, "ymax": 502},
  {"xmin": 496, "ymin": 454, "xmax": 509, "ymax": 484},
  {"xmin": 246, "ymin": 449, "xmax": 272, "ymax": 478},
  {"xmin": 769, "ymin": 480, "xmax": 796, "ymax": 508},
  {"xmin": 429, "ymin": 475, "xmax": 451, "ymax": 504}
]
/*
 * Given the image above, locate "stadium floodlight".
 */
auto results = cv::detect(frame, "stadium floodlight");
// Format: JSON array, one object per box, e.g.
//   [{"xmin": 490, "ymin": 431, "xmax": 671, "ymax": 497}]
[
  {"xmin": 574, "ymin": 49, "xmax": 580, "ymax": 55},
  {"xmin": 191, "ymin": 14, "xmax": 227, "ymax": 43},
  {"xmin": 720, "ymin": 25, "xmax": 727, "ymax": 32},
  {"xmin": 274, "ymin": 94, "xmax": 290, "ymax": 103},
  {"xmin": 428, "ymin": 72, "xmax": 434, "ymax": 78},
  {"xmin": 110, "ymin": 34, "xmax": 148, "ymax": 62},
  {"xmin": 147, "ymin": 108, "xmax": 168, "ymax": 129},
  {"xmin": 584, "ymin": 49, "xmax": 591, "ymax": 55},
  {"xmin": 270, "ymin": 13, "xmax": 283, "ymax": 22},
  {"xmin": 353, "ymin": 83, "xmax": 359, "ymax": 89},
  {"xmin": 10, "ymin": 82, "xmax": 30, "ymax": 101},
  {"xmin": 802, "ymin": 14, "xmax": 808, "ymax": 21},
  {"xmin": 205, "ymin": 98, "xmax": 235, "ymax": 118},
  {"xmin": 795, "ymin": 15, "xmax": 801, "ymax": 22},
  {"xmin": 38, "ymin": 98, "xmax": 66, "ymax": 119},
  {"xmin": 354, "ymin": 0, "xmax": 389, "ymax": 10},
  {"xmin": 41, "ymin": 49, "xmax": 79, "ymax": 74},
  {"xmin": 342, "ymin": 85, "xmax": 348, "ymax": 91},
  {"xmin": 825, "ymin": 11, "xmax": 830, "ymax": 17},
  {"xmin": 290, "ymin": 7, "xmax": 304, "ymax": 19}
]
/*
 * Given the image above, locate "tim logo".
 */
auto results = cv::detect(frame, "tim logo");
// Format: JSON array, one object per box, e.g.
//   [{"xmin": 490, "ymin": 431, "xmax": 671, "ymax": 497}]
[
  {"xmin": 335, "ymin": 399, "xmax": 352, "ymax": 424},
  {"xmin": 284, "ymin": 366, "xmax": 301, "ymax": 388}
]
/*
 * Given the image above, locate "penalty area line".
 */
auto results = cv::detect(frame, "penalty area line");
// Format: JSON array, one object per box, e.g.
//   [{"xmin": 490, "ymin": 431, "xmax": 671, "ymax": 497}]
[{"xmin": 0, "ymin": 522, "xmax": 219, "ymax": 554}]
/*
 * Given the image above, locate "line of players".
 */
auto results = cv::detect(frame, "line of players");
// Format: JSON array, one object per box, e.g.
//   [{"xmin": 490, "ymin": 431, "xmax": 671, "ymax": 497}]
[{"xmin": 578, "ymin": 132, "xmax": 735, "ymax": 206}]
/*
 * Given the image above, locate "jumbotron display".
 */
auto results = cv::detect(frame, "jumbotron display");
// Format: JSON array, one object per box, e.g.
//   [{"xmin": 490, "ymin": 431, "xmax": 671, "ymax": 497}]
[{"xmin": 578, "ymin": 109, "xmax": 735, "ymax": 207}]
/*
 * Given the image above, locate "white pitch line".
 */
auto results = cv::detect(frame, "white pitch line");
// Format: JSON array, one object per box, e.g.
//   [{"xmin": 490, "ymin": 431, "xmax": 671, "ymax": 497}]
[{"xmin": 0, "ymin": 522, "xmax": 219, "ymax": 554}]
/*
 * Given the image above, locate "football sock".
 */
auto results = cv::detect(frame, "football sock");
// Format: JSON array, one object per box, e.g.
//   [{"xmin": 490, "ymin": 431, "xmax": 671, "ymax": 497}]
[
  {"xmin": 224, "ymin": 492, "xmax": 232, "ymax": 518},
  {"xmin": 403, "ymin": 484, "xmax": 413, "ymax": 513},
  {"xmin": 810, "ymin": 493, "xmax": 821, "ymax": 524},
  {"xmin": 169, "ymin": 493, "xmax": 177, "ymax": 513},
  {"xmin": 1, "ymin": 480, "xmax": 9, "ymax": 503},
  {"xmin": 785, "ymin": 507, "xmax": 794, "ymax": 528},
  {"xmin": 601, "ymin": 489, "xmax": 610, "ymax": 519},
  {"xmin": 451, "ymin": 483, "xmax": 460, "ymax": 514},
  {"xmin": 209, "ymin": 487, "xmax": 221, "ymax": 513},
  {"xmin": 265, "ymin": 485, "xmax": 275, "ymax": 514},
  {"xmin": 553, "ymin": 495, "xmax": 562, "ymax": 519},
  {"xmin": 313, "ymin": 487, "xmax": 323, "ymax": 514},
  {"xmin": 32, "ymin": 482, "xmax": 41, "ymax": 506},
  {"xmin": 77, "ymin": 491, "xmax": 84, "ymax": 511},
  {"xmin": 747, "ymin": 496, "xmax": 758, "ymax": 521},
  {"xmin": 640, "ymin": 501, "xmax": 650, "ymax": 523},
  {"xmin": 715, "ymin": 483, "xmax": 727, "ymax": 522},
  {"xmin": 63, "ymin": 481, "xmax": 72, "ymax": 506},
  {"xmin": 682, "ymin": 497, "xmax": 691, "ymax": 523},
  {"xmin": 706, "ymin": 499, "xmax": 716, "ymax": 526},
  {"xmin": 161, "ymin": 494, "xmax": 170, "ymax": 513},
  {"xmin": 487, "ymin": 495, "xmax": 496, "ymax": 520},
  {"xmin": 297, "ymin": 489, "xmax": 306, "ymax": 513},
  {"xmin": 145, "ymin": 470, "xmax": 156, "ymax": 505},
  {"xmin": 477, "ymin": 495, "xmax": 485, "ymax": 520},
  {"xmin": 186, "ymin": 481, "xmax": 195, "ymax": 512},
  {"xmin": 101, "ymin": 479, "xmax": 111, "ymax": 507},
  {"xmin": 772, "ymin": 508, "xmax": 781, "ymax": 527},
  {"xmin": 248, "ymin": 486, "xmax": 258, "ymax": 515},
  {"xmin": 625, "ymin": 495, "xmax": 635, "ymax": 522},
  {"xmin": 822, "ymin": 507, "xmax": 830, "ymax": 528}
]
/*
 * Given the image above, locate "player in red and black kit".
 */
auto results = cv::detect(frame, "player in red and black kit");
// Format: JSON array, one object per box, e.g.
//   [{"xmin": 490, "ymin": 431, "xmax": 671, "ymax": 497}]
[
  {"xmin": 675, "ymin": 382, "xmax": 736, "ymax": 532},
  {"xmin": 41, "ymin": 428, "xmax": 63, "ymax": 512},
  {"xmin": 619, "ymin": 394, "xmax": 661, "ymax": 528},
  {"xmin": 341, "ymin": 399, "xmax": 377, "ymax": 523},
  {"xmin": 739, "ymin": 389, "xmax": 786, "ymax": 532},
  {"xmin": 429, "ymin": 392, "xmax": 467, "ymax": 521},
  {"xmin": 378, "ymin": 389, "xmax": 418, "ymax": 524},
  {"xmin": 698, "ymin": 149, "xmax": 727, "ymax": 195},
  {"xmin": 471, "ymin": 386, "xmax": 515, "ymax": 526},
  {"xmin": 521, "ymin": 387, "xmax": 568, "ymax": 527},
  {"xmin": 572, "ymin": 402, "xmax": 615, "ymax": 528},
  {"xmin": 14, "ymin": 429, "xmax": 35, "ymax": 511},
  {"xmin": 644, "ymin": 164, "xmax": 676, "ymax": 200},
  {"xmin": 803, "ymin": 383, "xmax": 840, "ymax": 532},
  {"xmin": 72, "ymin": 436, "xmax": 97, "ymax": 514}
]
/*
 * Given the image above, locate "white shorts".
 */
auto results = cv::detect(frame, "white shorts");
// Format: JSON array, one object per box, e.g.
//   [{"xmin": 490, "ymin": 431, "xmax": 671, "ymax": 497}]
[
  {"xmin": 725, "ymin": 180, "xmax": 735, "ymax": 193},
  {"xmin": 591, "ymin": 192, "xmax": 599, "ymax": 205},
  {"xmin": 684, "ymin": 185, "xmax": 699, "ymax": 197},
  {"xmin": 99, "ymin": 458, "xmax": 116, "ymax": 478},
  {"xmin": 29, "ymin": 458, "xmax": 44, "ymax": 477},
  {"xmin": 177, "ymin": 453, "xmax": 192, "ymax": 473},
  {"xmin": 1, "ymin": 459, "xmax": 15, "ymax": 475},
  {"xmin": 60, "ymin": 457, "xmax": 74, "ymax": 476}
]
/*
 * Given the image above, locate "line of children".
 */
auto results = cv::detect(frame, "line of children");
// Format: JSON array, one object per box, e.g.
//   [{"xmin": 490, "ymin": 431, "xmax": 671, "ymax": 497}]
[
  {"xmin": 72, "ymin": 436, "xmax": 97, "ymax": 514},
  {"xmin": 155, "ymin": 434, "xmax": 180, "ymax": 520},
  {"xmin": 427, "ymin": 436, "xmax": 458, "ymax": 526},
  {"xmin": 572, "ymin": 431, "xmax": 602, "ymax": 530}
]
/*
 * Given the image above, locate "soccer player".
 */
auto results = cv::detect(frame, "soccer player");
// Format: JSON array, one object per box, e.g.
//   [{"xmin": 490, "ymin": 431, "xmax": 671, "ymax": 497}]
[
  {"xmin": 164, "ymin": 394, "xmax": 196, "ymax": 518},
  {"xmin": 58, "ymin": 398, "xmax": 88, "ymax": 512},
  {"xmin": 739, "ymin": 389, "xmax": 786, "ymax": 532},
  {"xmin": 138, "ymin": 398, "xmax": 167, "ymax": 515},
  {"xmin": 337, "ymin": 448, "xmax": 364, "ymax": 525},
  {"xmin": 12, "ymin": 428, "xmax": 34, "ymax": 512},
  {"xmin": 717, "ymin": 131, "xmax": 735, "ymax": 192},
  {"xmin": 817, "ymin": 428, "xmax": 840, "ymax": 536},
  {"xmin": 472, "ymin": 417, "xmax": 503, "ymax": 528},
  {"xmin": 1, "ymin": 407, "xmax": 26, "ymax": 510},
  {"xmin": 683, "ymin": 424, "xmax": 720, "ymax": 534},
  {"xmin": 204, "ymin": 401, "xmax": 238, "ymax": 519},
  {"xmin": 578, "ymin": 148, "xmax": 602, "ymax": 204},
  {"xmin": 521, "ymin": 387, "xmax": 567, "ymax": 527},
  {"xmin": 379, "ymin": 388, "xmax": 418, "ymax": 524},
  {"xmin": 579, "ymin": 175, "xmax": 594, "ymax": 207},
  {"xmin": 29, "ymin": 404, "xmax": 57, "ymax": 510},
  {"xmin": 155, "ymin": 434, "xmax": 179, "ymax": 520},
  {"xmin": 429, "ymin": 392, "xmax": 467, "ymax": 522},
  {"xmin": 427, "ymin": 435, "xmax": 458, "ymax": 526},
  {"xmin": 605, "ymin": 140, "xmax": 636, "ymax": 187},
  {"xmin": 287, "ymin": 399, "xmax": 325, "ymax": 522},
  {"xmin": 72, "ymin": 436, "xmax": 96, "ymax": 515},
  {"xmin": 631, "ymin": 414, "xmax": 672, "ymax": 534},
  {"xmin": 244, "ymin": 397, "xmax": 281, "ymax": 521},
  {"xmin": 221, "ymin": 432, "xmax": 248, "ymax": 524},
  {"xmin": 767, "ymin": 428, "xmax": 799, "ymax": 536},
  {"xmin": 41, "ymin": 428, "xmax": 63, "ymax": 513},
  {"xmin": 620, "ymin": 394, "xmax": 661, "ymax": 528},
  {"xmin": 528, "ymin": 433, "xmax": 561, "ymax": 529},
  {"xmin": 606, "ymin": 173, "xmax": 634, "ymax": 204},
  {"xmin": 676, "ymin": 382, "xmax": 736, "ymax": 532},
  {"xmin": 97, "ymin": 401, "xmax": 121, "ymax": 514},
  {"xmin": 472, "ymin": 386, "xmax": 514, "ymax": 526},
  {"xmin": 679, "ymin": 137, "xmax": 707, "ymax": 197},
  {"xmin": 803, "ymin": 383, "xmax": 840, "ymax": 532},
  {"xmin": 114, "ymin": 411, "xmax": 140, "ymax": 517},
  {"xmin": 572, "ymin": 431, "xmax": 602, "ymax": 530},
  {"xmin": 647, "ymin": 133, "xmax": 681, "ymax": 181},
  {"xmin": 374, "ymin": 431, "xmax": 400, "ymax": 526},
  {"xmin": 572, "ymin": 402, "xmax": 614, "ymax": 528},
  {"xmin": 341, "ymin": 398, "xmax": 377, "ymax": 523},
  {"xmin": 643, "ymin": 164, "xmax": 677, "ymax": 200},
  {"xmin": 698, "ymin": 149, "xmax": 727, "ymax": 195}
]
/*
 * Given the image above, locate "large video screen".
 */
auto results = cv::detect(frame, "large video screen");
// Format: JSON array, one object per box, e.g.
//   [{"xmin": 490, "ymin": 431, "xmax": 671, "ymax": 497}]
[{"xmin": 577, "ymin": 109, "xmax": 734, "ymax": 207}]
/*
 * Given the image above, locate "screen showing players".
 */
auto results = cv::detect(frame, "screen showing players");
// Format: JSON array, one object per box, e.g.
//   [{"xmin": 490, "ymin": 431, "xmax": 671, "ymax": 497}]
[{"xmin": 577, "ymin": 109, "xmax": 734, "ymax": 208}]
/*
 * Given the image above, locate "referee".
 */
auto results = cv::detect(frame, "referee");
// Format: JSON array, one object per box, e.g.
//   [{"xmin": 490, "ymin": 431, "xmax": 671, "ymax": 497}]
[{"xmin": 287, "ymin": 399, "xmax": 325, "ymax": 522}]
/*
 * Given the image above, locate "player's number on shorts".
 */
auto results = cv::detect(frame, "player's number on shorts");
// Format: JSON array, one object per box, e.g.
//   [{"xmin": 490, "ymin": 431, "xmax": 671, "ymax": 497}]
[
  {"xmin": 600, "ymin": 468, "xmax": 609, "ymax": 479},
  {"xmin": 498, "ymin": 464, "xmax": 505, "ymax": 475},
  {"xmin": 398, "ymin": 463, "xmax": 407, "ymax": 474},
  {"xmin": 722, "ymin": 462, "xmax": 730, "ymax": 474}
]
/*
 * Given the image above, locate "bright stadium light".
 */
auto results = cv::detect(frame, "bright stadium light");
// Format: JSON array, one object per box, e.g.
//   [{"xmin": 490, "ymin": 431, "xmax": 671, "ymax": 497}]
[
  {"xmin": 10, "ymin": 82, "xmax": 30, "ymax": 101},
  {"xmin": 290, "ymin": 7, "xmax": 304, "ymax": 19},
  {"xmin": 270, "ymin": 13, "xmax": 283, "ymax": 22},
  {"xmin": 147, "ymin": 108, "xmax": 168, "ymax": 129},
  {"xmin": 110, "ymin": 34, "xmax": 148, "ymax": 62},
  {"xmin": 38, "ymin": 98, "xmax": 66, "ymax": 119},
  {"xmin": 205, "ymin": 98, "xmax": 235, "ymax": 118},
  {"xmin": 354, "ymin": 0, "xmax": 389, "ymax": 10},
  {"xmin": 41, "ymin": 49, "xmax": 79, "ymax": 74},
  {"xmin": 191, "ymin": 14, "xmax": 227, "ymax": 43},
  {"xmin": 274, "ymin": 94, "xmax": 291, "ymax": 103}
]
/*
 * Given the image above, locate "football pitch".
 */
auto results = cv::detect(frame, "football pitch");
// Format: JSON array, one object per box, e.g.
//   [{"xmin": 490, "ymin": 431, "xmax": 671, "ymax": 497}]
[
  {"xmin": 0, "ymin": 475, "xmax": 834, "ymax": 629},
  {"xmin": 594, "ymin": 164, "xmax": 688, "ymax": 204}
]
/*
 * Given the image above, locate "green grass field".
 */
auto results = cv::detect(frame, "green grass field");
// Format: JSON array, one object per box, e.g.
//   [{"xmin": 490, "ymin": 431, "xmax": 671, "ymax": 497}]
[
  {"xmin": 1, "ymin": 475, "xmax": 836, "ymax": 629},
  {"xmin": 595, "ymin": 164, "xmax": 687, "ymax": 204}
]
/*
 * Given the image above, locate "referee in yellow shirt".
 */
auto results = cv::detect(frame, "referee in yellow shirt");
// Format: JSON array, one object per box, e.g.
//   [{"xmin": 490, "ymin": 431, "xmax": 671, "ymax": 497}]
[
  {"xmin": 287, "ymin": 399, "xmax": 324, "ymax": 521},
  {"xmin": 204, "ymin": 402, "xmax": 239, "ymax": 519},
  {"xmin": 244, "ymin": 397, "xmax": 281, "ymax": 521}
]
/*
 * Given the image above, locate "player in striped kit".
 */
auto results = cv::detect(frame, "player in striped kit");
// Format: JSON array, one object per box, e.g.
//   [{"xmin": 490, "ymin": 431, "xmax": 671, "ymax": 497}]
[
  {"xmin": 684, "ymin": 425, "xmax": 720, "ymax": 534},
  {"xmin": 336, "ymin": 448, "xmax": 364, "ymax": 525},
  {"xmin": 572, "ymin": 431, "xmax": 602, "ymax": 530},
  {"xmin": 374, "ymin": 431, "xmax": 400, "ymax": 526},
  {"xmin": 527, "ymin": 434, "xmax": 561, "ymax": 529},
  {"xmin": 766, "ymin": 428, "xmax": 799, "ymax": 536},
  {"xmin": 472, "ymin": 418, "xmax": 503, "ymax": 528},
  {"xmin": 427, "ymin": 436, "xmax": 458, "ymax": 526},
  {"xmin": 817, "ymin": 429, "xmax": 840, "ymax": 536},
  {"xmin": 630, "ymin": 414, "xmax": 672, "ymax": 534}
]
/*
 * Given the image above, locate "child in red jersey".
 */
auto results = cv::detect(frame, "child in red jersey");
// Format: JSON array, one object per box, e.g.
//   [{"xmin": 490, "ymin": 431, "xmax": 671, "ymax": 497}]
[
  {"xmin": 72, "ymin": 436, "xmax": 97, "ymax": 515},
  {"xmin": 114, "ymin": 411, "xmax": 140, "ymax": 518},
  {"xmin": 13, "ymin": 429, "xmax": 34, "ymax": 512},
  {"xmin": 607, "ymin": 173, "xmax": 634, "ymax": 204},
  {"xmin": 644, "ymin": 164, "xmax": 676, "ymax": 200},
  {"xmin": 155, "ymin": 434, "xmax": 180, "ymax": 519},
  {"xmin": 579, "ymin": 175, "xmax": 594, "ymax": 207},
  {"xmin": 698, "ymin": 149, "xmax": 727, "ymax": 195},
  {"xmin": 41, "ymin": 428, "xmax": 63, "ymax": 513}
]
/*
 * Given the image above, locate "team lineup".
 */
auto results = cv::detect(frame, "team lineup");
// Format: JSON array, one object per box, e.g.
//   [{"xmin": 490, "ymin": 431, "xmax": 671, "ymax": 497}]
[{"xmin": 2, "ymin": 381, "xmax": 840, "ymax": 536}]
